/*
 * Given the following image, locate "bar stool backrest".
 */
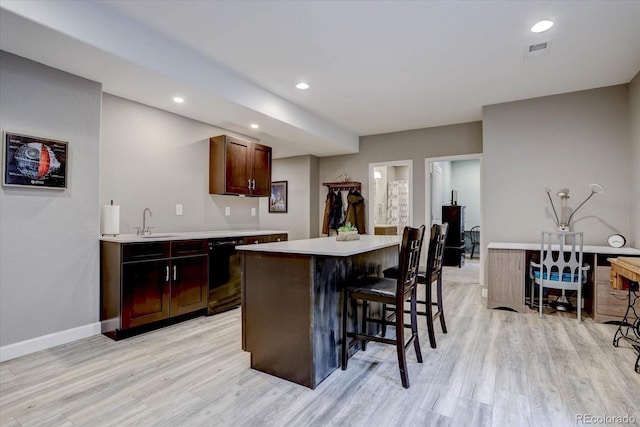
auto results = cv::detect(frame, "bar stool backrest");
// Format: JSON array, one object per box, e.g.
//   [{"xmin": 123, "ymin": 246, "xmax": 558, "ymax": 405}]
[
  {"xmin": 395, "ymin": 225, "xmax": 426, "ymax": 307},
  {"xmin": 424, "ymin": 223, "xmax": 448, "ymax": 284}
]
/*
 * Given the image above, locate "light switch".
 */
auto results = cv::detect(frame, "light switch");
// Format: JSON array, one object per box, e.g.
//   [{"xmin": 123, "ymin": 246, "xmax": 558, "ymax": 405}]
[
  {"xmin": 176, "ymin": 204, "xmax": 183, "ymax": 215},
  {"xmin": 225, "ymin": 206, "xmax": 231, "ymax": 216},
  {"xmin": 251, "ymin": 207, "xmax": 256, "ymax": 216}
]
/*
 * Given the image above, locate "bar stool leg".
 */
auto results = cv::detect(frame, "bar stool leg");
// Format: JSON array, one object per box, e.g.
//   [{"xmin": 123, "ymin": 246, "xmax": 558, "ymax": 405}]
[
  {"xmin": 436, "ymin": 275, "xmax": 447, "ymax": 333},
  {"xmin": 425, "ymin": 278, "xmax": 437, "ymax": 349},
  {"xmin": 396, "ymin": 301, "xmax": 409, "ymax": 388},
  {"xmin": 410, "ymin": 291, "xmax": 423, "ymax": 363}
]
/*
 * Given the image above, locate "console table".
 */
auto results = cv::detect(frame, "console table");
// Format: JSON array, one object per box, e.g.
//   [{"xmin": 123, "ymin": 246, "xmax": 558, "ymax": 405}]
[
  {"xmin": 608, "ymin": 257, "xmax": 640, "ymax": 373},
  {"xmin": 487, "ymin": 242, "xmax": 640, "ymax": 322}
]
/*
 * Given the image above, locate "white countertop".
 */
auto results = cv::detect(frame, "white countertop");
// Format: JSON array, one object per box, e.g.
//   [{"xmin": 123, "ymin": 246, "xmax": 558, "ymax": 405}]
[
  {"xmin": 488, "ymin": 241, "xmax": 640, "ymax": 255},
  {"xmin": 99, "ymin": 230, "xmax": 288, "ymax": 243},
  {"xmin": 236, "ymin": 234, "xmax": 402, "ymax": 256}
]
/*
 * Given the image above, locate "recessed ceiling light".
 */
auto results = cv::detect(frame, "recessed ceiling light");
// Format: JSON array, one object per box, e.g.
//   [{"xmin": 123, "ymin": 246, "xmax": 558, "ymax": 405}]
[
  {"xmin": 531, "ymin": 20, "xmax": 554, "ymax": 33},
  {"xmin": 173, "ymin": 96, "xmax": 184, "ymax": 103},
  {"xmin": 250, "ymin": 124, "xmax": 259, "ymax": 129},
  {"xmin": 296, "ymin": 82, "xmax": 310, "ymax": 90}
]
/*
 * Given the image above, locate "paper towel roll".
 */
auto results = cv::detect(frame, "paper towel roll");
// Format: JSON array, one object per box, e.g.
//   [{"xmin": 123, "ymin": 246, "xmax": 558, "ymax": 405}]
[{"xmin": 101, "ymin": 204, "xmax": 120, "ymax": 235}]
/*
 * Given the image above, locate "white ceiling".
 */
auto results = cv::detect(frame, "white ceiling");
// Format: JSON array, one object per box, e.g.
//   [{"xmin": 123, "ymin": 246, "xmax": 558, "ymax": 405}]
[{"xmin": 1, "ymin": 1, "xmax": 639, "ymax": 158}]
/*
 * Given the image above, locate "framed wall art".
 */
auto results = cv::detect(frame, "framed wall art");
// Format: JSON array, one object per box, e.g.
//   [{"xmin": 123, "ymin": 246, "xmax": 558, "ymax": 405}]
[
  {"xmin": 2, "ymin": 132, "xmax": 68, "ymax": 189},
  {"xmin": 269, "ymin": 181, "xmax": 288, "ymax": 213}
]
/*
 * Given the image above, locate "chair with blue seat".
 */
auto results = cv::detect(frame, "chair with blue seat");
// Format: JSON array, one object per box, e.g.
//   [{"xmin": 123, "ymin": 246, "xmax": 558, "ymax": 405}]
[{"xmin": 529, "ymin": 231, "xmax": 590, "ymax": 322}]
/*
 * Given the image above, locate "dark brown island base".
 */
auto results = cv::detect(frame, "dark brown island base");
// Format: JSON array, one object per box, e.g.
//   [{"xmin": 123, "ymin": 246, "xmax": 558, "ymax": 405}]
[{"xmin": 238, "ymin": 235, "xmax": 401, "ymax": 389}]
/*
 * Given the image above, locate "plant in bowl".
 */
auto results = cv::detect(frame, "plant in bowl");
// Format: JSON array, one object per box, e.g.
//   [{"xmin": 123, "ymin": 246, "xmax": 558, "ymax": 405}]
[{"xmin": 336, "ymin": 222, "xmax": 360, "ymax": 241}]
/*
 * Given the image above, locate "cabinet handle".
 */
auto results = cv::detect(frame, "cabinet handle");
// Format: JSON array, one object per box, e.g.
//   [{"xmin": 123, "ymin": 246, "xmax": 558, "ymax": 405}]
[
  {"xmin": 248, "ymin": 179, "xmax": 251, "ymax": 189},
  {"xmin": 165, "ymin": 265, "xmax": 169, "ymax": 282},
  {"xmin": 173, "ymin": 265, "xmax": 177, "ymax": 281}
]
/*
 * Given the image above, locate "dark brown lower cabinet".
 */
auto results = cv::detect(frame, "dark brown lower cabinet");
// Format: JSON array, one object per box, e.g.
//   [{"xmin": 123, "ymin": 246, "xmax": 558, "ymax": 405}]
[
  {"xmin": 101, "ymin": 239, "xmax": 208, "ymax": 339},
  {"xmin": 122, "ymin": 259, "xmax": 170, "ymax": 329},
  {"xmin": 171, "ymin": 254, "xmax": 208, "ymax": 316}
]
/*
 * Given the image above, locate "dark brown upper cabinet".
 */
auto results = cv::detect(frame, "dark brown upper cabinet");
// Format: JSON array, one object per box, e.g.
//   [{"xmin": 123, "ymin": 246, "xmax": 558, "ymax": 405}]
[{"xmin": 209, "ymin": 135, "xmax": 272, "ymax": 197}]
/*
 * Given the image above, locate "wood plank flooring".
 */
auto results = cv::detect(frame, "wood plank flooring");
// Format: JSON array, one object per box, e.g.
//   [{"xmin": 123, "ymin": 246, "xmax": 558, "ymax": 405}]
[{"xmin": 1, "ymin": 260, "xmax": 639, "ymax": 426}]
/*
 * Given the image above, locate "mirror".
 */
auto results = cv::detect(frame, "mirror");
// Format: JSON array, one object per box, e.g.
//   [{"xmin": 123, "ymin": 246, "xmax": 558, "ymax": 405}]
[{"xmin": 368, "ymin": 160, "xmax": 413, "ymax": 235}]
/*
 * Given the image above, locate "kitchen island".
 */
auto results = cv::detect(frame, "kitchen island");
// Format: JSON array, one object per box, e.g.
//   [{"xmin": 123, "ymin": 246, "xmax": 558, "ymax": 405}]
[{"xmin": 237, "ymin": 235, "xmax": 401, "ymax": 388}]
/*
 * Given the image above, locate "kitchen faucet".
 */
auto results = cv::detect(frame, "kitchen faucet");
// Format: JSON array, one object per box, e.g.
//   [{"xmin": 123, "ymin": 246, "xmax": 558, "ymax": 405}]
[{"xmin": 137, "ymin": 208, "xmax": 153, "ymax": 235}]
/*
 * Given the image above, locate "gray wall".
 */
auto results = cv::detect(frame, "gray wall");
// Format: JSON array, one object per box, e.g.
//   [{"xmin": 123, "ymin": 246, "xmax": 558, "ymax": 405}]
[
  {"xmin": 0, "ymin": 52, "xmax": 101, "ymax": 347},
  {"xmin": 451, "ymin": 160, "xmax": 480, "ymax": 230},
  {"xmin": 319, "ymin": 122, "xmax": 484, "ymax": 235},
  {"xmin": 483, "ymin": 85, "xmax": 632, "ymax": 249},
  {"xmin": 630, "ymin": 71, "xmax": 640, "ymax": 247},
  {"xmin": 101, "ymin": 94, "xmax": 261, "ymax": 233},
  {"xmin": 259, "ymin": 155, "xmax": 320, "ymax": 240}
]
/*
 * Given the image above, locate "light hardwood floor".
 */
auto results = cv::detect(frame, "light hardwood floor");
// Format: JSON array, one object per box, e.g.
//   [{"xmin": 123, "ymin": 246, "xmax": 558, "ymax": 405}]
[{"xmin": 1, "ymin": 260, "xmax": 639, "ymax": 427}]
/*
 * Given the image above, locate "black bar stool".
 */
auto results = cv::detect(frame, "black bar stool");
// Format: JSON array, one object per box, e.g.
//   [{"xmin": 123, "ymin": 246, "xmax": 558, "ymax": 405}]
[
  {"xmin": 382, "ymin": 223, "xmax": 448, "ymax": 349},
  {"xmin": 341, "ymin": 225, "xmax": 426, "ymax": 388}
]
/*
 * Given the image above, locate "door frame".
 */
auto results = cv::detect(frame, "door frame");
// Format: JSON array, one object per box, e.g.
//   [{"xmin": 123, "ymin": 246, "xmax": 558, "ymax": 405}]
[
  {"xmin": 368, "ymin": 159, "xmax": 413, "ymax": 235},
  {"xmin": 424, "ymin": 153, "xmax": 483, "ymax": 285}
]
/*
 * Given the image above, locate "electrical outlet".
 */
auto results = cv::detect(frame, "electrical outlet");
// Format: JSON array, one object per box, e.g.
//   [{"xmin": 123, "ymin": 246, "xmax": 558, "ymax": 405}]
[
  {"xmin": 176, "ymin": 204, "xmax": 183, "ymax": 215},
  {"xmin": 251, "ymin": 207, "xmax": 256, "ymax": 216},
  {"xmin": 225, "ymin": 207, "xmax": 231, "ymax": 216}
]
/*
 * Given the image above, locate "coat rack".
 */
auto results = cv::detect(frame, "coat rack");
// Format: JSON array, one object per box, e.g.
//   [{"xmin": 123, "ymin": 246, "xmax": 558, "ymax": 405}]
[
  {"xmin": 323, "ymin": 181, "xmax": 361, "ymax": 192},
  {"xmin": 322, "ymin": 181, "xmax": 365, "ymax": 236}
]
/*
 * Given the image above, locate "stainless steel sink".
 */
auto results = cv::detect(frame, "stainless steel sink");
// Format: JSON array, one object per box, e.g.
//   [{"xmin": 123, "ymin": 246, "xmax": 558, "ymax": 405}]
[{"xmin": 139, "ymin": 234, "xmax": 179, "ymax": 238}]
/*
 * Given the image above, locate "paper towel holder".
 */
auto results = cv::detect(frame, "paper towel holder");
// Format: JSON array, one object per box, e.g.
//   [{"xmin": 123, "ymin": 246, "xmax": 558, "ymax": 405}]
[{"xmin": 101, "ymin": 200, "xmax": 120, "ymax": 236}]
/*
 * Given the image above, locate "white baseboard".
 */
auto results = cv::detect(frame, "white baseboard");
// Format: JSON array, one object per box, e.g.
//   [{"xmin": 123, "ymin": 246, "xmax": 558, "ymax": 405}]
[{"xmin": 0, "ymin": 322, "xmax": 101, "ymax": 362}]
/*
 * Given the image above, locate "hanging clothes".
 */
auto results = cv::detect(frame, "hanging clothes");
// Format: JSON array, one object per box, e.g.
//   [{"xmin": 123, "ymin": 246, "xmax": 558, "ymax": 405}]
[
  {"xmin": 330, "ymin": 190, "xmax": 345, "ymax": 230},
  {"xmin": 322, "ymin": 190, "xmax": 336, "ymax": 235},
  {"xmin": 345, "ymin": 189, "xmax": 366, "ymax": 234}
]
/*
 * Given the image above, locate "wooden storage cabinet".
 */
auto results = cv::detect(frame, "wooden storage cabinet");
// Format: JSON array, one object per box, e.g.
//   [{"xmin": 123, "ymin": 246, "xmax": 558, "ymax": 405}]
[
  {"xmin": 209, "ymin": 134, "xmax": 272, "ymax": 197},
  {"xmin": 442, "ymin": 205, "xmax": 465, "ymax": 267},
  {"xmin": 487, "ymin": 249, "xmax": 526, "ymax": 312},
  {"xmin": 101, "ymin": 239, "xmax": 208, "ymax": 339},
  {"xmin": 593, "ymin": 257, "xmax": 638, "ymax": 323}
]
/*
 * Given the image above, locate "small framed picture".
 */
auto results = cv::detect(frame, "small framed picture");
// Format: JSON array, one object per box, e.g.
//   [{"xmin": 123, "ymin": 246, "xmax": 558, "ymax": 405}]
[
  {"xmin": 269, "ymin": 181, "xmax": 288, "ymax": 213},
  {"xmin": 2, "ymin": 132, "xmax": 68, "ymax": 189}
]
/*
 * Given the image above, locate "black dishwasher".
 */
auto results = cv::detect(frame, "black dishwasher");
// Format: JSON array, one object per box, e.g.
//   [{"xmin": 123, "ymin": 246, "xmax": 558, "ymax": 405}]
[{"xmin": 207, "ymin": 238, "xmax": 244, "ymax": 315}]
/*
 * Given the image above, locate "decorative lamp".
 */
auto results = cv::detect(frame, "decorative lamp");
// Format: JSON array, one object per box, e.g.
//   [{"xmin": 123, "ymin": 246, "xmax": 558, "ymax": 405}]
[{"xmin": 545, "ymin": 183, "xmax": 605, "ymax": 231}]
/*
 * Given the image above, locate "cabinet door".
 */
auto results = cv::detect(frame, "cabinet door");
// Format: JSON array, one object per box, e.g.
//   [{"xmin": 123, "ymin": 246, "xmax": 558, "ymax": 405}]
[
  {"xmin": 250, "ymin": 143, "xmax": 272, "ymax": 197},
  {"xmin": 171, "ymin": 255, "xmax": 208, "ymax": 316},
  {"xmin": 122, "ymin": 260, "xmax": 170, "ymax": 329},
  {"xmin": 594, "ymin": 261, "xmax": 638, "ymax": 322},
  {"xmin": 487, "ymin": 249, "xmax": 525, "ymax": 312},
  {"xmin": 225, "ymin": 137, "xmax": 251, "ymax": 195}
]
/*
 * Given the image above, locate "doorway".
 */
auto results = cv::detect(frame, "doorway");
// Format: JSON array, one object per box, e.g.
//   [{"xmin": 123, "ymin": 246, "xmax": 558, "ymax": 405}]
[
  {"xmin": 425, "ymin": 154, "xmax": 483, "ymax": 285},
  {"xmin": 368, "ymin": 160, "xmax": 413, "ymax": 235}
]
